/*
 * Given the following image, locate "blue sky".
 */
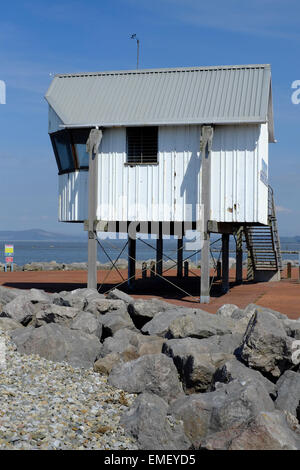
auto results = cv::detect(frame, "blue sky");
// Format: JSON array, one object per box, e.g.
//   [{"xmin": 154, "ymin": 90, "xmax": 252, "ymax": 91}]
[{"xmin": 0, "ymin": 0, "xmax": 299, "ymax": 236}]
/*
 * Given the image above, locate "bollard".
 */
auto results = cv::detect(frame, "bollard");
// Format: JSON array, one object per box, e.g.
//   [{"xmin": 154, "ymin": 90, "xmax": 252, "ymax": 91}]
[
  {"xmin": 150, "ymin": 261, "xmax": 156, "ymax": 278},
  {"xmin": 216, "ymin": 261, "xmax": 222, "ymax": 280},
  {"xmin": 142, "ymin": 262, "xmax": 147, "ymax": 279},
  {"xmin": 184, "ymin": 261, "xmax": 189, "ymax": 278},
  {"xmin": 287, "ymin": 262, "xmax": 292, "ymax": 279}
]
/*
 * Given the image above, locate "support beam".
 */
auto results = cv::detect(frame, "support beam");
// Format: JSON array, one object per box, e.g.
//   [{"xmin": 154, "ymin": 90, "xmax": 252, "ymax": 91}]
[
  {"xmin": 200, "ymin": 125, "xmax": 213, "ymax": 303},
  {"xmin": 156, "ymin": 223, "xmax": 163, "ymax": 276},
  {"xmin": 222, "ymin": 233, "xmax": 230, "ymax": 293},
  {"xmin": 177, "ymin": 238, "xmax": 183, "ymax": 279},
  {"xmin": 236, "ymin": 227, "xmax": 243, "ymax": 284},
  {"xmin": 200, "ymin": 234, "xmax": 210, "ymax": 302},
  {"xmin": 87, "ymin": 129, "xmax": 103, "ymax": 290},
  {"xmin": 128, "ymin": 236, "xmax": 136, "ymax": 288}
]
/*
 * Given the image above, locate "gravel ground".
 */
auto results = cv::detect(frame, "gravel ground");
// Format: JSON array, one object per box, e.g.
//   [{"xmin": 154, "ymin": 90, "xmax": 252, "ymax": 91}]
[{"xmin": 0, "ymin": 330, "xmax": 138, "ymax": 450}]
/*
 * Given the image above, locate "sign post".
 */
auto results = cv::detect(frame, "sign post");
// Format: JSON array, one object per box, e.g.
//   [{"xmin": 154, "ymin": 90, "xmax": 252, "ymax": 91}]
[{"xmin": 4, "ymin": 244, "xmax": 14, "ymax": 272}]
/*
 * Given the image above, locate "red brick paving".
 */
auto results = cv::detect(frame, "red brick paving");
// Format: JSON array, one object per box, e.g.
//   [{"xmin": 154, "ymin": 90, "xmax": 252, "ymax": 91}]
[{"xmin": 0, "ymin": 267, "xmax": 299, "ymax": 319}]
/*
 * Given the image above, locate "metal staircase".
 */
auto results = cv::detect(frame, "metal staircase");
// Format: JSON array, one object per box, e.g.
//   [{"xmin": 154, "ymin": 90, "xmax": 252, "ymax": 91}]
[{"xmin": 244, "ymin": 186, "xmax": 282, "ymax": 279}]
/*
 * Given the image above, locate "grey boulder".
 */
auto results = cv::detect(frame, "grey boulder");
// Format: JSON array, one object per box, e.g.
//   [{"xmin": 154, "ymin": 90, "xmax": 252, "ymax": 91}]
[
  {"xmin": 70, "ymin": 311, "xmax": 103, "ymax": 340},
  {"xmin": 170, "ymin": 379, "xmax": 274, "ymax": 448},
  {"xmin": 0, "ymin": 317, "xmax": 24, "ymax": 332},
  {"xmin": 101, "ymin": 309, "xmax": 137, "ymax": 338},
  {"xmin": 212, "ymin": 357, "xmax": 277, "ymax": 398},
  {"xmin": 31, "ymin": 303, "xmax": 80, "ymax": 327},
  {"xmin": 275, "ymin": 370, "xmax": 300, "ymax": 420},
  {"xmin": 10, "ymin": 323, "xmax": 102, "ymax": 369},
  {"xmin": 283, "ymin": 319, "xmax": 300, "ymax": 340},
  {"xmin": 85, "ymin": 298, "xmax": 127, "ymax": 316},
  {"xmin": 200, "ymin": 411, "xmax": 300, "ymax": 450},
  {"xmin": 53, "ymin": 288, "xmax": 104, "ymax": 310},
  {"xmin": 120, "ymin": 393, "xmax": 191, "ymax": 450},
  {"xmin": 0, "ymin": 286, "xmax": 22, "ymax": 307},
  {"xmin": 240, "ymin": 309, "xmax": 294, "ymax": 378},
  {"xmin": 141, "ymin": 308, "xmax": 198, "ymax": 337},
  {"xmin": 1, "ymin": 295, "xmax": 40, "ymax": 325},
  {"xmin": 128, "ymin": 298, "xmax": 174, "ymax": 328},
  {"xmin": 101, "ymin": 328, "xmax": 164, "ymax": 358},
  {"xmin": 106, "ymin": 289, "xmax": 134, "ymax": 304},
  {"xmin": 216, "ymin": 304, "xmax": 241, "ymax": 318},
  {"xmin": 243, "ymin": 303, "xmax": 288, "ymax": 321},
  {"xmin": 166, "ymin": 311, "xmax": 235, "ymax": 340},
  {"xmin": 163, "ymin": 334, "xmax": 242, "ymax": 393},
  {"xmin": 108, "ymin": 353, "xmax": 184, "ymax": 403}
]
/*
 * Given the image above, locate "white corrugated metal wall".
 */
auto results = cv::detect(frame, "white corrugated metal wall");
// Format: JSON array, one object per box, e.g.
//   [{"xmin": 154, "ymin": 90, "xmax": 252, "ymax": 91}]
[
  {"xmin": 210, "ymin": 123, "xmax": 268, "ymax": 224},
  {"xmin": 57, "ymin": 124, "xmax": 269, "ymax": 225}
]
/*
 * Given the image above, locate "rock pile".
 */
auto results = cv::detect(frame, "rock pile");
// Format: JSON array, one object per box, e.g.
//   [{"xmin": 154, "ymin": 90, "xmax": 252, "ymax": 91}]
[{"xmin": 1, "ymin": 285, "xmax": 300, "ymax": 450}]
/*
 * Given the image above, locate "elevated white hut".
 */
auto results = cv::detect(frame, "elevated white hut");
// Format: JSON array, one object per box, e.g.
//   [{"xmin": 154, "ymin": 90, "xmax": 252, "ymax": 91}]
[{"xmin": 45, "ymin": 64, "xmax": 279, "ymax": 302}]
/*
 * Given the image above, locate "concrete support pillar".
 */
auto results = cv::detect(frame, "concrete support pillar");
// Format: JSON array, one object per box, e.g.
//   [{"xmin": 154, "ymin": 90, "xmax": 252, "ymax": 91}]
[
  {"xmin": 222, "ymin": 233, "xmax": 230, "ymax": 293},
  {"xmin": 177, "ymin": 238, "xmax": 183, "ymax": 279},
  {"xmin": 200, "ymin": 234, "xmax": 210, "ymax": 302},
  {"xmin": 156, "ymin": 224, "xmax": 163, "ymax": 276},
  {"xmin": 87, "ymin": 129, "xmax": 102, "ymax": 290},
  {"xmin": 128, "ymin": 236, "xmax": 136, "ymax": 288},
  {"xmin": 199, "ymin": 126, "xmax": 213, "ymax": 304},
  {"xmin": 236, "ymin": 227, "xmax": 243, "ymax": 284},
  {"xmin": 88, "ymin": 232, "xmax": 98, "ymax": 290}
]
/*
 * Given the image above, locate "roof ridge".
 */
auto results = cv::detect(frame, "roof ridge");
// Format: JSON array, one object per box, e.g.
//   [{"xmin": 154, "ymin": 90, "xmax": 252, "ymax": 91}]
[{"xmin": 54, "ymin": 64, "xmax": 271, "ymax": 79}]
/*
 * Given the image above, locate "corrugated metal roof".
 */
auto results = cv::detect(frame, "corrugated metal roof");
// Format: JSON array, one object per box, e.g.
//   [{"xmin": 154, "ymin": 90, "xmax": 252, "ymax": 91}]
[{"xmin": 45, "ymin": 64, "xmax": 274, "ymax": 140}]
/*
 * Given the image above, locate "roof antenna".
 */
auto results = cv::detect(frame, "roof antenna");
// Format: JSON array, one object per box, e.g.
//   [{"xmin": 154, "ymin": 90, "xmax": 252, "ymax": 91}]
[{"xmin": 130, "ymin": 33, "xmax": 140, "ymax": 69}]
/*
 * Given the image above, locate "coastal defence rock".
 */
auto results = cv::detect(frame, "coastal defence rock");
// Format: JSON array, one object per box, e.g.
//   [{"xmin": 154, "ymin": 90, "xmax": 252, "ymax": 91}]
[
  {"xmin": 100, "ymin": 309, "xmax": 137, "ymax": 339},
  {"xmin": 120, "ymin": 393, "xmax": 191, "ymax": 450},
  {"xmin": 85, "ymin": 298, "xmax": 127, "ymax": 316},
  {"xmin": 0, "ymin": 317, "xmax": 24, "ymax": 332},
  {"xmin": 70, "ymin": 311, "xmax": 103, "ymax": 340},
  {"xmin": 3, "ymin": 284, "xmax": 300, "ymax": 450},
  {"xmin": 1, "ymin": 295, "xmax": 42, "ymax": 325},
  {"xmin": 53, "ymin": 288, "xmax": 104, "ymax": 311},
  {"xmin": 100, "ymin": 328, "xmax": 164, "ymax": 359},
  {"xmin": 30, "ymin": 303, "xmax": 80, "ymax": 328},
  {"xmin": 128, "ymin": 298, "xmax": 174, "ymax": 329},
  {"xmin": 162, "ymin": 335, "xmax": 242, "ymax": 393},
  {"xmin": 212, "ymin": 358, "xmax": 277, "ymax": 398},
  {"xmin": 169, "ymin": 379, "xmax": 274, "ymax": 448},
  {"xmin": 108, "ymin": 353, "xmax": 184, "ymax": 403},
  {"xmin": 166, "ymin": 311, "xmax": 235, "ymax": 340},
  {"xmin": 106, "ymin": 289, "xmax": 134, "ymax": 304},
  {"xmin": 141, "ymin": 308, "xmax": 198, "ymax": 337},
  {"xmin": 0, "ymin": 286, "xmax": 22, "ymax": 308},
  {"xmin": 10, "ymin": 323, "xmax": 102, "ymax": 369},
  {"xmin": 200, "ymin": 411, "xmax": 300, "ymax": 450},
  {"xmin": 240, "ymin": 309, "xmax": 294, "ymax": 378},
  {"xmin": 275, "ymin": 371, "xmax": 300, "ymax": 419}
]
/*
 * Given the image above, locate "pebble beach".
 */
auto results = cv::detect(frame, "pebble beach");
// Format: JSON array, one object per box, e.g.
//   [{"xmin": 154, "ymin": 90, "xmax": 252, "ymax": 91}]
[{"xmin": 0, "ymin": 330, "xmax": 137, "ymax": 450}]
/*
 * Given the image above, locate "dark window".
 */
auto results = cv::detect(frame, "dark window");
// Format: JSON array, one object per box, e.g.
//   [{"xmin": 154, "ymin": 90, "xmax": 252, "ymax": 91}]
[
  {"xmin": 51, "ymin": 131, "xmax": 74, "ymax": 172},
  {"xmin": 71, "ymin": 129, "xmax": 91, "ymax": 168},
  {"xmin": 127, "ymin": 127, "xmax": 158, "ymax": 164},
  {"xmin": 50, "ymin": 128, "xmax": 92, "ymax": 173}
]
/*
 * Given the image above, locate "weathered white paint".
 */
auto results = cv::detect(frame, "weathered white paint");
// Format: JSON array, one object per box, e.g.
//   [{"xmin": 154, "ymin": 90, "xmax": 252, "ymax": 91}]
[
  {"xmin": 57, "ymin": 124, "xmax": 269, "ymax": 225},
  {"xmin": 58, "ymin": 171, "xmax": 88, "ymax": 222}
]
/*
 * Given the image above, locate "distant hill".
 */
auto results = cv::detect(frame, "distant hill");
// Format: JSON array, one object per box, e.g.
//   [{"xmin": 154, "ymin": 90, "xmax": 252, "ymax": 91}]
[{"xmin": 0, "ymin": 229, "xmax": 85, "ymax": 241}]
